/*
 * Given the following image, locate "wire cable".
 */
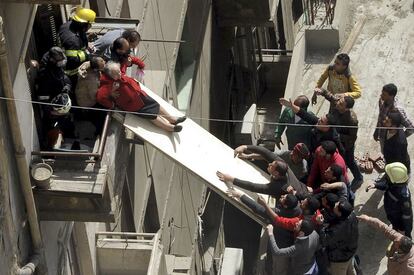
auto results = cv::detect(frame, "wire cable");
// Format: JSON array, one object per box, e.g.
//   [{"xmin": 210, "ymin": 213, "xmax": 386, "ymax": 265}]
[{"xmin": 1, "ymin": 95, "xmax": 413, "ymax": 131}]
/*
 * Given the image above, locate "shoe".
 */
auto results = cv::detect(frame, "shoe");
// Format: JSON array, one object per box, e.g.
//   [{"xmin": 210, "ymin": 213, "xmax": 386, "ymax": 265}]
[
  {"xmin": 173, "ymin": 116, "xmax": 186, "ymax": 125},
  {"xmin": 351, "ymin": 178, "xmax": 364, "ymax": 192},
  {"xmin": 71, "ymin": 140, "xmax": 81, "ymax": 150},
  {"xmin": 354, "ymin": 255, "xmax": 363, "ymax": 275},
  {"xmin": 173, "ymin": 125, "xmax": 183, "ymax": 132}
]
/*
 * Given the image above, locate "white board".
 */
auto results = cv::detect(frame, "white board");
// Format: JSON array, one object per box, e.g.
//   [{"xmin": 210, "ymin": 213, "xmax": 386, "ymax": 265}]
[{"xmin": 124, "ymin": 83, "xmax": 271, "ymax": 225}]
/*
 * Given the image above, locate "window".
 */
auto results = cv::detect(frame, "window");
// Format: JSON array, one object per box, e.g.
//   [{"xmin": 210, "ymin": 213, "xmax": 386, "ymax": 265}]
[{"xmin": 174, "ymin": 19, "xmax": 196, "ymax": 112}]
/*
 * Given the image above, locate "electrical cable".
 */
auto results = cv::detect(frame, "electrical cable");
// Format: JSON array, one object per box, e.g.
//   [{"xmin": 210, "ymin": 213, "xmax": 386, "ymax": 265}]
[
  {"xmin": 104, "ymin": 0, "xmax": 112, "ymax": 17},
  {"xmin": 1, "ymin": 95, "xmax": 413, "ymax": 130}
]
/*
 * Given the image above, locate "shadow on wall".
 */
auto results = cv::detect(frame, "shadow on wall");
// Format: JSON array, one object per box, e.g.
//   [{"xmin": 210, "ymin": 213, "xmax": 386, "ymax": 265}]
[{"xmin": 305, "ymin": 28, "xmax": 339, "ymax": 64}]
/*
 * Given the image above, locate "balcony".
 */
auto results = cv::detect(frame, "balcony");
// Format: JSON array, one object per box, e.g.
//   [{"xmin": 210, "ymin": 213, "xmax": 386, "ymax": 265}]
[
  {"xmin": 32, "ymin": 112, "xmax": 115, "ymax": 222},
  {"xmin": 33, "ymin": 160, "xmax": 113, "ymax": 222},
  {"xmin": 95, "ymin": 232, "xmax": 165, "ymax": 275},
  {"xmin": 214, "ymin": 0, "xmax": 277, "ymax": 26}
]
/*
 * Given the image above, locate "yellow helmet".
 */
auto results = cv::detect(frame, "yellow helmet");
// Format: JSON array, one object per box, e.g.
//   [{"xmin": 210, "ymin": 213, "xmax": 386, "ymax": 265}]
[
  {"xmin": 72, "ymin": 7, "xmax": 96, "ymax": 23},
  {"xmin": 385, "ymin": 162, "xmax": 409, "ymax": 184}
]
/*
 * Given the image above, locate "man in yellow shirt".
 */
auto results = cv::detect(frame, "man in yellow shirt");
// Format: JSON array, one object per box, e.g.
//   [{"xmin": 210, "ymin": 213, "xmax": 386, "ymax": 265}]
[{"xmin": 312, "ymin": 53, "xmax": 362, "ymax": 105}]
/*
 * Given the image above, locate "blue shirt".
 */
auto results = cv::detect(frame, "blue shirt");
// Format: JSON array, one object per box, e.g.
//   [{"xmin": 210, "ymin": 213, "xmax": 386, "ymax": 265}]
[{"xmin": 93, "ymin": 29, "xmax": 125, "ymax": 56}]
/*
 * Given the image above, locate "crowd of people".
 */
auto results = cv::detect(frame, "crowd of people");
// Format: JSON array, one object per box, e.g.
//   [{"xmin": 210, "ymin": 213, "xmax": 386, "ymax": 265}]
[
  {"xmin": 31, "ymin": 5, "xmax": 414, "ymax": 275},
  {"xmin": 34, "ymin": 6, "xmax": 185, "ymax": 150},
  {"xmin": 217, "ymin": 53, "xmax": 414, "ymax": 274}
]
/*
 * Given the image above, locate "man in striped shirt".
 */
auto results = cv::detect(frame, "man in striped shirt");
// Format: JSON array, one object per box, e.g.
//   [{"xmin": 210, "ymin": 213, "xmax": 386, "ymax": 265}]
[{"xmin": 374, "ymin": 83, "xmax": 414, "ymax": 152}]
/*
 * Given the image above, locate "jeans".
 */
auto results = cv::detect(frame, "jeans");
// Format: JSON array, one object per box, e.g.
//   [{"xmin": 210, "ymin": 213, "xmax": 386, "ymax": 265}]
[
  {"xmin": 343, "ymin": 145, "xmax": 363, "ymax": 182},
  {"xmin": 328, "ymin": 258, "xmax": 356, "ymax": 275},
  {"xmin": 305, "ymin": 260, "xmax": 319, "ymax": 275}
]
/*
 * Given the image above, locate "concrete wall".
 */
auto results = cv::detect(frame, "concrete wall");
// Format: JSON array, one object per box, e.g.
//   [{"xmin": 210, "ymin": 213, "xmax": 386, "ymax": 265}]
[
  {"xmin": 0, "ymin": 84, "xmax": 32, "ymax": 274},
  {"xmin": 0, "ymin": 3, "xmax": 36, "ymax": 81},
  {"xmin": 86, "ymin": 0, "xmax": 218, "ymax": 273},
  {"xmin": 0, "ymin": 3, "xmax": 39, "ymax": 273},
  {"xmin": 130, "ymin": 0, "xmax": 187, "ymax": 94},
  {"xmin": 284, "ymin": 28, "xmax": 306, "ymax": 99},
  {"xmin": 305, "ymin": 28, "xmax": 340, "ymax": 55},
  {"xmin": 332, "ymin": 0, "xmax": 351, "ymax": 46}
]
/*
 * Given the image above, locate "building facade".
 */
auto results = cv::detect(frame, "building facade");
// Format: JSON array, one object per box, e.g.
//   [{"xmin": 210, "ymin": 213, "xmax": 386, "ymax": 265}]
[{"xmin": 0, "ymin": 0, "xmax": 315, "ymax": 274}]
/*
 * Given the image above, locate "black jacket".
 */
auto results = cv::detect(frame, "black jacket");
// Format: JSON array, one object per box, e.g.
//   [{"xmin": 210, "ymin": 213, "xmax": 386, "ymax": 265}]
[
  {"xmin": 383, "ymin": 129, "xmax": 410, "ymax": 173},
  {"xmin": 328, "ymin": 109, "xmax": 358, "ymax": 150},
  {"xmin": 36, "ymin": 52, "xmax": 72, "ymax": 101},
  {"xmin": 321, "ymin": 89, "xmax": 358, "ymax": 150},
  {"xmin": 296, "ymin": 109, "xmax": 345, "ymax": 155},
  {"xmin": 321, "ymin": 212, "xmax": 358, "ymax": 262},
  {"xmin": 234, "ymin": 145, "xmax": 309, "ymax": 198},
  {"xmin": 374, "ymin": 178, "xmax": 413, "ymax": 237},
  {"xmin": 58, "ymin": 21, "xmax": 89, "ymax": 70}
]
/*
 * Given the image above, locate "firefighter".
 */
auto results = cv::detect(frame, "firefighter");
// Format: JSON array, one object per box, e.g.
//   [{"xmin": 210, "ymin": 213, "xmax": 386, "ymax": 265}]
[
  {"xmin": 366, "ymin": 162, "xmax": 413, "ymax": 238},
  {"xmin": 58, "ymin": 6, "xmax": 96, "ymax": 89}
]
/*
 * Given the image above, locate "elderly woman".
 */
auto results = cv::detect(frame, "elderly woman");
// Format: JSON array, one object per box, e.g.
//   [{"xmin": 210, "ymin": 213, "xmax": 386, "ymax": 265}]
[{"xmin": 96, "ymin": 61, "xmax": 185, "ymax": 132}]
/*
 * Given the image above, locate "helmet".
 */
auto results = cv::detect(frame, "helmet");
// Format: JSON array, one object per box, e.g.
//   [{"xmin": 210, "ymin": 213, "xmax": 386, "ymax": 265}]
[
  {"xmin": 72, "ymin": 7, "xmax": 96, "ymax": 23},
  {"xmin": 51, "ymin": 93, "xmax": 72, "ymax": 114},
  {"xmin": 385, "ymin": 162, "xmax": 409, "ymax": 184}
]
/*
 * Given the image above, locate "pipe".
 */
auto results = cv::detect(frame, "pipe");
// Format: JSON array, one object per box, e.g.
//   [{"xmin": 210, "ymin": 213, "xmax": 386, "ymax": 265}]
[
  {"xmin": 0, "ymin": 17, "xmax": 47, "ymax": 274},
  {"xmin": 0, "ymin": 117, "xmax": 42, "ymax": 275},
  {"xmin": 97, "ymin": 112, "xmax": 111, "ymax": 159},
  {"xmin": 16, "ymin": 253, "xmax": 41, "ymax": 275},
  {"xmin": 31, "ymin": 151, "xmax": 101, "ymax": 158},
  {"xmin": 0, "ymin": 104, "xmax": 20, "ymax": 273}
]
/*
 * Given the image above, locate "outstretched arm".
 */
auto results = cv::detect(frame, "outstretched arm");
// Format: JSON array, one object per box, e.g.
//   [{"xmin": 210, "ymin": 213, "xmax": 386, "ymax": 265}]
[
  {"xmin": 257, "ymin": 196, "xmax": 278, "ymax": 222},
  {"xmin": 245, "ymin": 145, "xmax": 279, "ymax": 163},
  {"xmin": 240, "ymin": 195, "xmax": 267, "ymax": 218},
  {"xmin": 357, "ymin": 215, "xmax": 403, "ymax": 241},
  {"xmin": 296, "ymin": 108, "xmax": 319, "ymax": 125},
  {"xmin": 129, "ymin": 56, "xmax": 145, "ymax": 70},
  {"xmin": 279, "ymin": 98, "xmax": 301, "ymax": 114},
  {"xmin": 267, "ymin": 224, "xmax": 297, "ymax": 256},
  {"xmin": 233, "ymin": 178, "xmax": 277, "ymax": 196},
  {"xmin": 217, "ymin": 170, "xmax": 278, "ymax": 196}
]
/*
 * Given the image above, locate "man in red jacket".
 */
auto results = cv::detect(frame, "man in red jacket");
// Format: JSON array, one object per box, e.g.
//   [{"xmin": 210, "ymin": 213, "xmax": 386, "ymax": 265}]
[
  {"xmin": 307, "ymin": 140, "xmax": 349, "ymax": 190},
  {"xmin": 96, "ymin": 61, "xmax": 185, "ymax": 132}
]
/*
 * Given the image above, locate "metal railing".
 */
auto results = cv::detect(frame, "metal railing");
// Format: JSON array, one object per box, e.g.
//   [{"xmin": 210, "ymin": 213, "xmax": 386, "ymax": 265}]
[
  {"xmin": 31, "ymin": 112, "xmax": 111, "ymax": 160},
  {"xmin": 304, "ymin": 0, "xmax": 336, "ymax": 25},
  {"xmin": 95, "ymin": 231, "xmax": 158, "ymax": 243}
]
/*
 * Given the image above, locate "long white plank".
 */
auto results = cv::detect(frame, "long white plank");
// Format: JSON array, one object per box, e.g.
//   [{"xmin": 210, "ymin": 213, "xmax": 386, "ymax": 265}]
[{"xmin": 123, "ymin": 83, "xmax": 270, "ymax": 225}]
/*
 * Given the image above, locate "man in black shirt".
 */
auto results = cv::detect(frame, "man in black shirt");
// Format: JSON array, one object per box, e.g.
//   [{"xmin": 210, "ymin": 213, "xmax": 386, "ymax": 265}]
[
  {"xmin": 216, "ymin": 145, "xmax": 309, "ymax": 199},
  {"xmin": 382, "ymin": 111, "xmax": 410, "ymax": 173},
  {"xmin": 279, "ymin": 98, "xmax": 344, "ymax": 156}
]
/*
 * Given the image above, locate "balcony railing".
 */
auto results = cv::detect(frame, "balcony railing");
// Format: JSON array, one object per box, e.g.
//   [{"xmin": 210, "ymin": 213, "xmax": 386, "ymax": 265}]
[{"xmin": 31, "ymin": 111, "xmax": 111, "ymax": 160}]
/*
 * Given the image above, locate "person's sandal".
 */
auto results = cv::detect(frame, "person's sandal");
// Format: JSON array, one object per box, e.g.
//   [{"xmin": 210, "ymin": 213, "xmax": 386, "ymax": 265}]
[
  {"xmin": 355, "ymin": 156, "xmax": 367, "ymax": 173},
  {"xmin": 173, "ymin": 125, "xmax": 183, "ymax": 132},
  {"xmin": 374, "ymin": 158, "xmax": 386, "ymax": 173},
  {"xmin": 173, "ymin": 116, "xmax": 187, "ymax": 125},
  {"xmin": 363, "ymin": 153, "xmax": 374, "ymax": 174}
]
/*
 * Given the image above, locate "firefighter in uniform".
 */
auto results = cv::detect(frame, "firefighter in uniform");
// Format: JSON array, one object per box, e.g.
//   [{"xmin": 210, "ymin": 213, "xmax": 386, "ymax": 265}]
[
  {"xmin": 366, "ymin": 162, "xmax": 413, "ymax": 238},
  {"xmin": 58, "ymin": 6, "xmax": 96, "ymax": 91}
]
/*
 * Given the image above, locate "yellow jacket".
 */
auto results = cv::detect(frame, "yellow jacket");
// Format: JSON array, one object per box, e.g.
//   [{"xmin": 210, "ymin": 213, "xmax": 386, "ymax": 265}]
[{"xmin": 316, "ymin": 67, "xmax": 362, "ymax": 99}]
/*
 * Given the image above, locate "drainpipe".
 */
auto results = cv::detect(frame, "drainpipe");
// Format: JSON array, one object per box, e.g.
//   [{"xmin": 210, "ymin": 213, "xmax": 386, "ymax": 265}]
[{"xmin": 0, "ymin": 16, "xmax": 47, "ymax": 275}]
